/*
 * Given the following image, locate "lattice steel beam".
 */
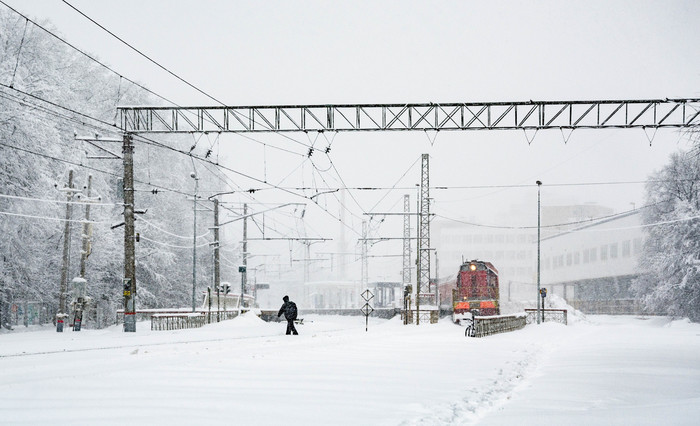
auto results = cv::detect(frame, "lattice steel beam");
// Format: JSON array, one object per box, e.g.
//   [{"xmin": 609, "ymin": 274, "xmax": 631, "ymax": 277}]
[{"xmin": 118, "ymin": 99, "xmax": 700, "ymax": 133}]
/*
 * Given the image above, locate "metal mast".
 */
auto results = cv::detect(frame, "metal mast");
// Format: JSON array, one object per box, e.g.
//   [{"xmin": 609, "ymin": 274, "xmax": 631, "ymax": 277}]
[
  {"xmin": 402, "ymin": 194, "xmax": 412, "ymax": 290},
  {"xmin": 416, "ymin": 154, "xmax": 433, "ymax": 321}
]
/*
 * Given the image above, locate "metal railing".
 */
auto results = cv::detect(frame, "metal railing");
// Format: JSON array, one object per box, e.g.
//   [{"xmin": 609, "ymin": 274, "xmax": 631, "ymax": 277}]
[
  {"xmin": 524, "ymin": 309, "xmax": 568, "ymax": 325},
  {"xmin": 472, "ymin": 313, "xmax": 527, "ymax": 337},
  {"xmin": 151, "ymin": 313, "xmax": 207, "ymax": 331}
]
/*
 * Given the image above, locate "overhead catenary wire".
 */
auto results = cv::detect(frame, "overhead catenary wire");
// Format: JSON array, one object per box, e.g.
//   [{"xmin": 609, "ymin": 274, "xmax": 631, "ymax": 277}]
[
  {"xmin": 138, "ymin": 234, "xmax": 212, "ymax": 249},
  {"xmin": 138, "ymin": 215, "xmax": 210, "ymax": 240}
]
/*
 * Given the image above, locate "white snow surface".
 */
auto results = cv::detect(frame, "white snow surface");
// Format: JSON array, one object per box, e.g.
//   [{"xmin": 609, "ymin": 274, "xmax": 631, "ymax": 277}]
[{"xmin": 1, "ymin": 313, "xmax": 699, "ymax": 425}]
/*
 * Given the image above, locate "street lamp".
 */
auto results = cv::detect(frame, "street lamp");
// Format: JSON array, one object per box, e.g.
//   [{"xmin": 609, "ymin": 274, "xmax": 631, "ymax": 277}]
[
  {"xmin": 536, "ymin": 180, "xmax": 542, "ymax": 324},
  {"xmin": 191, "ymin": 172, "xmax": 198, "ymax": 312}
]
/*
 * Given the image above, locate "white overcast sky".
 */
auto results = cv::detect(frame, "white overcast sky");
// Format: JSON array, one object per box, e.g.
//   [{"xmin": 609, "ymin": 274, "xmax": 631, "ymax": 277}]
[{"xmin": 5, "ymin": 0, "xmax": 700, "ymax": 279}]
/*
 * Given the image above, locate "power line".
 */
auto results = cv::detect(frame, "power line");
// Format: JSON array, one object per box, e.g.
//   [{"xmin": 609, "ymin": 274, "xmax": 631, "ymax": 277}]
[
  {"xmin": 0, "ymin": 209, "xmax": 109, "ymax": 224},
  {"xmin": 0, "ymin": 192, "xmax": 116, "ymax": 207},
  {"xmin": 0, "ymin": 2, "xmax": 312, "ymax": 161},
  {"xmin": 0, "ymin": 0, "xmax": 180, "ymax": 108},
  {"xmin": 0, "ymin": 82, "xmax": 117, "ymax": 130},
  {"xmin": 0, "ymin": 140, "xmax": 191, "ymax": 198},
  {"xmin": 60, "ymin": 0, "xmax": 226, "ymax": 106},
  {"xmin": 435, "ymin": 203, "xmax": 658, "ymax": 230}
]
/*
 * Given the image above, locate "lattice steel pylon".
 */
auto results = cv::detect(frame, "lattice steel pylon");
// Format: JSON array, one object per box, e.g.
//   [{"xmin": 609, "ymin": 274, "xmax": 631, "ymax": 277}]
[{"xmin": 416, "ymin": 154, "xmax": 435, "ymax": 322}]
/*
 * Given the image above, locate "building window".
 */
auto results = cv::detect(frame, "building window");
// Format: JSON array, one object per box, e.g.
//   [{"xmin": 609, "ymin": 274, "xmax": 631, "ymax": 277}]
[
  {"xmin": 486, "ymin": 235, "xmax": 494, "ymax": 244},
  {"xmin": 610, "ymin": 243, "xmax": 618, "ymax": 259},
  {"xmin": 583, "ymin": 250, "xmax": 590, "ymax": 263},
  {"xmin": 574, "ymin": 252, "xmax": 580, "ymax": 265},
  {"xmin": 601, "ymin": 245, "xmax": 608, "ymax": 261},
  {"xmin": 566, "ymin": 253, "xmax": 572, "ymax": 266},
  {"xmin": 496, "ymin": 235, "xmax": 505, "ymax": 244},
  {"xmin": 633, "ymin": 238, "xmax": 642, "ymax": 254},
  {"xmin": 590, "ymin": 248, "xmax": 597, "ymax": 262},
  {"xmin": 622, "ymin": 240, "xmax": 631, "ymax": 257}
]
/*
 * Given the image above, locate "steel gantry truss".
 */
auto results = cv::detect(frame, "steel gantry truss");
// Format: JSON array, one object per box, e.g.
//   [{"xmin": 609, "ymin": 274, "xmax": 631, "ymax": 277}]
[
  {"xmin": 115, "ymin": 98, "xmax": 700, "ymax": 329},
  {"xmin": 118, "ymin": 99, "xmax": 700, "ymax": 133}
]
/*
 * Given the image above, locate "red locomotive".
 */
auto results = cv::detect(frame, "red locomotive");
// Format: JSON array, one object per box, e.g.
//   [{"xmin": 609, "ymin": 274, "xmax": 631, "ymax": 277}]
[{"xmin": 439, "ymin": 260, "xmax": 500, "ymax": 323}]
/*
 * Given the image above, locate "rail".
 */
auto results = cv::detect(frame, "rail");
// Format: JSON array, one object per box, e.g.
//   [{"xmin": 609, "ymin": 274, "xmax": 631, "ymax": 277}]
[
  {"xmin": 472, "ymin": 313, "xmax": 527, "ymax": 337},
  {"xmin": 524, "ymin": 309, "xmax": 568, "ymax": 325}
]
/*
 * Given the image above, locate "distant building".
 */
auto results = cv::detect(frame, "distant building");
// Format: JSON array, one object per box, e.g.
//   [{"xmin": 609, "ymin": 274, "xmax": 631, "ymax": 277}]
[
  {"xmin": 541, "ymin": 210, "xmax": 644, "ymax": 313},
  {"xmin": 367, "ymin": 281, "xmax": 402, "ymax": 308},
  {"xmin": 431, "ymin": 203, "xmax": 632, "ymax": 306},
  {"xmin": 303, "ymin": 281, "xmax": 362, "ymax": 309}
]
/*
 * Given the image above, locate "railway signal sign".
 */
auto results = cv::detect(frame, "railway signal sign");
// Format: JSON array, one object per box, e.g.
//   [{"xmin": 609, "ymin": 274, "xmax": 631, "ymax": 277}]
[{"xmin": 360, "ymin": 289, "xmax": 374, "ymax": 332}]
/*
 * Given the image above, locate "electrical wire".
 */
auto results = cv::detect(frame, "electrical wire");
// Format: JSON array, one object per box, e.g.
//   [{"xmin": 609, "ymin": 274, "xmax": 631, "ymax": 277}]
[
  {"xmin": 0, "ymin": 209, "xmax": 109, "ymax": 224},
  {"xmin": 0, "ymin": 192, "xmax": 117, "ymax": 207},
  {"xmin": 0, "ymin": 0, "xmax": 179, "ymax": 108},
  {"xmin": 138, "ymin": 215, "xmax": 210, "ymax": 240},
  {"xmin": 138, "ymin": 234, "xmax": 212, "ymax": 249}
]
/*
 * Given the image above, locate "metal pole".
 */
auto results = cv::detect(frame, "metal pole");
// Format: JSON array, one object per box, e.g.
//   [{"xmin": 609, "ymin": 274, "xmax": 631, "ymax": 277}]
[
  {"xmin": 536, "ymin": 180, "xmax": 542, "ymax": 325},
  {"xmin": 123, "ymin": 133, "xmax": 136, "ymax": 332},
  {"xmin": 242, "ymin": 203, "xmax": 248, "ymax": 298},
  {"xmin": 192, "ymin": 175, "xmax": 198, "ymax": 312}
]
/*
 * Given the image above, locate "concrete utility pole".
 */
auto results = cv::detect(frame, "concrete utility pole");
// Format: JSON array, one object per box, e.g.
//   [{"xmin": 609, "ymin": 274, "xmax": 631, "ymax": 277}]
[
  {"xmin": 58, "ymin": 169, "xmax": 76, "ymax": 329},
  {"xmin": 122, "ymin": 133, "xmax": 136, "ymax": 332},
  {"xmin": 213, "ymin": 198, "xmax": 221, "ymax": 321},
  {"xmin": 241, "ymin": 203, "xmax": 248, "ymax": 299},
  {"xmin": 79, "ymin": 175, "xmax": 92, "ymax": 278},
  {"xmin": 191, "ymin": 173, "xmax": 199, "ymax": 312}
]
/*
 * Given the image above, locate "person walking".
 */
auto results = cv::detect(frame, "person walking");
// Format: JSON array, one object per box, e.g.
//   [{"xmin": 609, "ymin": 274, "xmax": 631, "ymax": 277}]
[{"xmin": 277, "ymin": 295, "xmax": 298, "ymax": 335}]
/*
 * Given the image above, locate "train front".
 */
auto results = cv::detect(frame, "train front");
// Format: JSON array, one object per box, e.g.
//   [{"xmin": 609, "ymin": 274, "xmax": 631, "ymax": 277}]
[{"xmin": 452, "ymin": 260, "xmax": 500, "ymax": 323}]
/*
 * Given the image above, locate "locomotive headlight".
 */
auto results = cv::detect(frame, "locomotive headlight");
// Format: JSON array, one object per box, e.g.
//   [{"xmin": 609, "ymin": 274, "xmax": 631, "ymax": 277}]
[{"xmin": 470, "ymin": 263, "xmax": 477, "ymax": 271}]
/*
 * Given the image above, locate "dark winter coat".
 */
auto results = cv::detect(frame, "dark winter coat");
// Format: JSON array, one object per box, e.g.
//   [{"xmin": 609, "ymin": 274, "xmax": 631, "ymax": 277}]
[{"xmin": 278, "ymin": 300, "xmax": 298, "ymax": 321}]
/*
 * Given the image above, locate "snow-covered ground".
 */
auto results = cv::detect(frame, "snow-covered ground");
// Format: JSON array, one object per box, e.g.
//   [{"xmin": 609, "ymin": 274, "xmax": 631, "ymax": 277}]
[{"xmin": 1, "ymin": 312, "xmax": 699, "ymax": 425}]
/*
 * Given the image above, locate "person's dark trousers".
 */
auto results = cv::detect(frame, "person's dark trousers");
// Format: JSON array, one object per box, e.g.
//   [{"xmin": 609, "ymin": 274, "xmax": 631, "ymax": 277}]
[{"xmin": 286, "ymin": 320, "xmax": 298, "ymax": 335}]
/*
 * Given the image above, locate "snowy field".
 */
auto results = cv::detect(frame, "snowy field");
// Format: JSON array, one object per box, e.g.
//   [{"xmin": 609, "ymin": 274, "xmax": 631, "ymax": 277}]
[{"xmin": 1, "ymin": 312, "xmax": 699, "ymax": 425}]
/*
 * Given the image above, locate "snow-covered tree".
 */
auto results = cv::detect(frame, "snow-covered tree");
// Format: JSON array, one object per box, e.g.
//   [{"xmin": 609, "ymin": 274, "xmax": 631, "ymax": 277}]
[
  {"xmin": 0, "ymin": 10, "xmax": 228, "ymax": 326},
  {"xmin": 632, "ymin": 146, "xmax": 700, "ymax": 321}
]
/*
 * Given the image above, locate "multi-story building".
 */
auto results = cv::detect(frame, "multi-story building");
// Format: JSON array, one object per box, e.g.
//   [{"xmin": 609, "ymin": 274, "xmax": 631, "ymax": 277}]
[
  {"xmin": 541, "ymin": 210, "xmax": 644, "ymax": 313},
  {"xmin": 431, "ymin": 203, "xmax": 633, "ymax": 306}
]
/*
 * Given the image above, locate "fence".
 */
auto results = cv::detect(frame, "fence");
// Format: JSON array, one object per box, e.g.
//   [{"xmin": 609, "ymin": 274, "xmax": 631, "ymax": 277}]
[
  {"xmin": 402, "ymin": 309, "xmax": 439, "ymax": 324},
  {"xmin": 472, "ymin": 313, "xmax": 527, "ymax": 337},
  {"xmin": 151, "ymin": 313, "xmax": 207, "ymax": 331},
  {"xmin": 118, "ymin": 309, "xmax": 243, "ymax": 331},
  {"xmin": 569, "ymin": 299, "xmax": 646, "ymax": 315},
  {"xmin": 524, "ymin": 309, "xmax": 568, "ymax": 325}
]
